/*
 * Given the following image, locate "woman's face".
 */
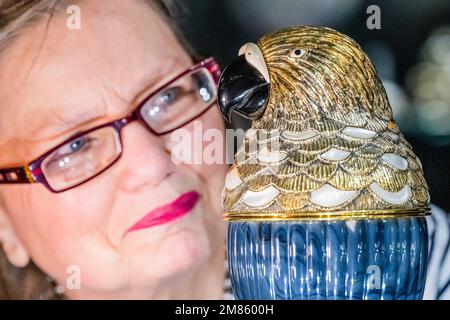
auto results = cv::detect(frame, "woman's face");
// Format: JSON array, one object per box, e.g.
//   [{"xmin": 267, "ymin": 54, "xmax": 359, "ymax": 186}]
[{"xmin": 0, "ymin": 0, "xmax": 227, "ymax": 296}]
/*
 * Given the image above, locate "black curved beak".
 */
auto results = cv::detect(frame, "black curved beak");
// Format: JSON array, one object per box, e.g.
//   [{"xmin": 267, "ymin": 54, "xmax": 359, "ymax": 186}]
[{"xmin": 217, "ymin": 55, "xmax": 269, "ymax": 122}]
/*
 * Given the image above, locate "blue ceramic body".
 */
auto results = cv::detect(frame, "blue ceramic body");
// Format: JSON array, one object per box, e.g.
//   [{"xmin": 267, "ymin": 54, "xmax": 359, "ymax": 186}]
[{"xmin": 228, "ymin": 218, "xmax": 428, "ymax": 300}]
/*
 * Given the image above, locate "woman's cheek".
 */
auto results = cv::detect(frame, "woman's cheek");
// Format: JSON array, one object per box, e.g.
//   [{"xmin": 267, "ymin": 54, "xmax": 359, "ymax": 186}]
[
  {"xmin": 163, "ymin": 107, "xmax": 227, "ymax": 170},
  {"xmin": 198, "ymin": 108, "xmax": 228, "ymax": 178},
  {"xmin": 12, "ymin": 189, "xmax": 102, "ymax": 264},
  {"xmin": 3, "ymin": 188, "xmax": 64, "ymax": 246},
  {"xmin": 2, "ymin": 195, "xmax": 69, "ymax": 280}
]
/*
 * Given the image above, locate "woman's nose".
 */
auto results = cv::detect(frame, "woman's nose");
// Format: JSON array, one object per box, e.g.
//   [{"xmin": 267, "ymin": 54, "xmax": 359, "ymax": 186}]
[{"xmin": 116, "ymin": 122, "xmax": 174, "ymax": 193}]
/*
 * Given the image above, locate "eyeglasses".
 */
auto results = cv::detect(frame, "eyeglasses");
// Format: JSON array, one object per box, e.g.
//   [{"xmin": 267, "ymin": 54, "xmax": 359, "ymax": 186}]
[{"xmin": 0, "ymin": 58, "xmax": 220, "ymax": 193}]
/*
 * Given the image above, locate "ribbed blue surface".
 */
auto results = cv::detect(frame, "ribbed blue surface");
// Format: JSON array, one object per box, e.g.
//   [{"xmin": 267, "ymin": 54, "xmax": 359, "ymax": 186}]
[{"xmin": 228, "ymin": 218, "xmax": 428, "ymax": 300}]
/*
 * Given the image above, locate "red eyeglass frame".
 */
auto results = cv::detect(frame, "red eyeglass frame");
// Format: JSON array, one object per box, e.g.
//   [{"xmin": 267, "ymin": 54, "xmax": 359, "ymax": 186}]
[{"xmin": 0, "ymin": 57, "xmax": 221, "ymax": 193}]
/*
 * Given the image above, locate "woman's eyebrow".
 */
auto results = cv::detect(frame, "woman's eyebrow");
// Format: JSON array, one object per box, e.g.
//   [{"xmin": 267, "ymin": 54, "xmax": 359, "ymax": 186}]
[
  {"xmin": 26, "ymin": 58, "xmax": 188, "ymax": 141},
  {"xmin": 27, "ymin": 107, "xmax": 107, "ymax": 141},
  {"xmin": 131, "ymin": 58, "xmax": 187, "ymax": 104}
]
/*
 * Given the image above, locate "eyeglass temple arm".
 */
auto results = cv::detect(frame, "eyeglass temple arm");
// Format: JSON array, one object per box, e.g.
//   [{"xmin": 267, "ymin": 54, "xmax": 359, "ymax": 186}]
[
  {"xmin": 0, "ymin": 166, "xmax": 36, "ymax": 184},
  {"xmin": 204, "ymin": 59, "xmax": 221, "ymax": 84}
]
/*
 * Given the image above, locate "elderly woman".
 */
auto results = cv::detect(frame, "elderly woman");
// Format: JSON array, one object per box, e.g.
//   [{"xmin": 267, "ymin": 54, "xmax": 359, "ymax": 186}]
[
  {"xmin": 2, "ymin": 0, "xmax": 450, "ymax": 302},
  {"xmin": 0, "ymin": 0, "xmax": 229, "ymax": 299}
]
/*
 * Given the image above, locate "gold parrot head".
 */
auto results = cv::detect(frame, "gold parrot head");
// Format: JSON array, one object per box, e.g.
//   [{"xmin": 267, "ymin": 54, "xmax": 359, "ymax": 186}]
[{"xmin": 217, "ymin": 25, "xmax": 430, "ymax": 221}]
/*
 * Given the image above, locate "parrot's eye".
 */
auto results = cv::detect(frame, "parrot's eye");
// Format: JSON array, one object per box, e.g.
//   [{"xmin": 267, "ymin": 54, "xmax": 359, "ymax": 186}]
[{"xmin": 289, "ymin": 48, "xmax": 306, "ymax": 59}]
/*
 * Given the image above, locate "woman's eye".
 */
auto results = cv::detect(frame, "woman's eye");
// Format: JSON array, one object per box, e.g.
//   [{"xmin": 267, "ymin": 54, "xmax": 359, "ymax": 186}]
[
  {"xmin": 69, "ymin": 138, "xmax": 85, "ymax": 152},
  {"xmin": 58, "ymin": 136, "xmax": 92, "ymax": 157},
  {"xmin": 43, "ymin": 136, "xmax": 94, "ymax": 171},
  {"xmin": 289, "ymin": 48, "xmax": 307, "ymax": 59},
  {"xmin": 156, "ymin": 87, "xmax": 182, "ymax": 105}
]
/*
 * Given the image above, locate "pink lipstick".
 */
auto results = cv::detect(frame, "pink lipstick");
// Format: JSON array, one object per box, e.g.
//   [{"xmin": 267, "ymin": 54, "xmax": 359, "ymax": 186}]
[{"xmin": 126, "ymin": 191, "xmax": 200, "ymax": 234}]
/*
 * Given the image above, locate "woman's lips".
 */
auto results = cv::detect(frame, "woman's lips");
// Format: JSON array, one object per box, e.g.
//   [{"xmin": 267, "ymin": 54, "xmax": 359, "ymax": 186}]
[{"xmin": 126, "ymin": 191, "xmax": 201, "ymax": 234}]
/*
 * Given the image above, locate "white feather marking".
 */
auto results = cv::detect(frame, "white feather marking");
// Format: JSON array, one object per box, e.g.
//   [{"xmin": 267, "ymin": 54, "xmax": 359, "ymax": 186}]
[
  {"xmin": 281, "ymin": 129, "xmax": 318, "ymax": 141},
  {"xmin": 242, "ymin": 186, "xmax": 280, "ymax": 207},
  {"xmin": 320, "ymin": 148, "xmax": 351, "ymax": 161},
  {"xmin": 225, "ymin": 168, "xmax": 243, "ymax": 190},
  {"xmin": 310, "ymin": 184, "xmax": 358, "ymax": 207},
  {"xmin": 342, "ymin": 127, "xmax": 377, "ymax": 139},
  {"xmin": 381, "ymin": 153, "xmax": 408, "ymax": 170},
  {"xmin": 370, "ymin": 183, "xmax": 411, "ymax": 205}
]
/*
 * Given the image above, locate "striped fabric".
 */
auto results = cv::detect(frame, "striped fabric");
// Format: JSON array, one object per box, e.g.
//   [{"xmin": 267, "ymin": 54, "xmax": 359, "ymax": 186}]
[
  {"xmin": 424, "ymin": 205, "xmax": 450, "ymax": 300},
  {"xmin": 223, "ymin": 204, "xmax": 450, "ymax": 300}
]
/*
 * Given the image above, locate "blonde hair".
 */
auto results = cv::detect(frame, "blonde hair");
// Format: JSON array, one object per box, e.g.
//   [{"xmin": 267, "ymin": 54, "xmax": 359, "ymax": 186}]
[{"xmin": 0, "ymin": 0, "xmax": 193, "ymax": 54}]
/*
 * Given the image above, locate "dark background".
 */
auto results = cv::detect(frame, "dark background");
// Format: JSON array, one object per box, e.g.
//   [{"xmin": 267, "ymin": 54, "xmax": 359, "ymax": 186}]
[{"xmin": 173, "ymin": 0, "xmax": 450, "ymax": 212}]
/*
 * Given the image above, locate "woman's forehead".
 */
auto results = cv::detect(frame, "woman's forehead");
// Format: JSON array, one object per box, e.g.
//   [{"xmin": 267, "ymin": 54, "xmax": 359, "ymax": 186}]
[
  {"xmin": 0, "ymin": 0, "xmax": 186, "ymax": 103},
  {"xmin": 0, "ymin": 0, "xmax": 190, "ymax": 160}
]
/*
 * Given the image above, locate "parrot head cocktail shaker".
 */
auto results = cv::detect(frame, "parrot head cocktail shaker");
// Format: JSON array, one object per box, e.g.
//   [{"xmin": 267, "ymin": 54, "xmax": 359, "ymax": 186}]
[{"xmin": 217, "ymin": 26, "xmax": 430, "ymax": 300}]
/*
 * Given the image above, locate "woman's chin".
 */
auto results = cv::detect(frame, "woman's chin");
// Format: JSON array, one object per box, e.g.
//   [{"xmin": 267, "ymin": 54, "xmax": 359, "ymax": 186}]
[
  {"xmin": 126, "ymin": 225, "xmax": 212, "ymax": 282},
  {"xmin": 160, "ymin": 228, "xmax": 210, "ymax": 274}
]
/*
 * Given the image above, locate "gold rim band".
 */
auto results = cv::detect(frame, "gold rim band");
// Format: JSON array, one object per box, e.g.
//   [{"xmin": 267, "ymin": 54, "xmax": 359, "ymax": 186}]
[{"xmin": 223, "ymin": 207, "xmax": 431, "ymax": 221}]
